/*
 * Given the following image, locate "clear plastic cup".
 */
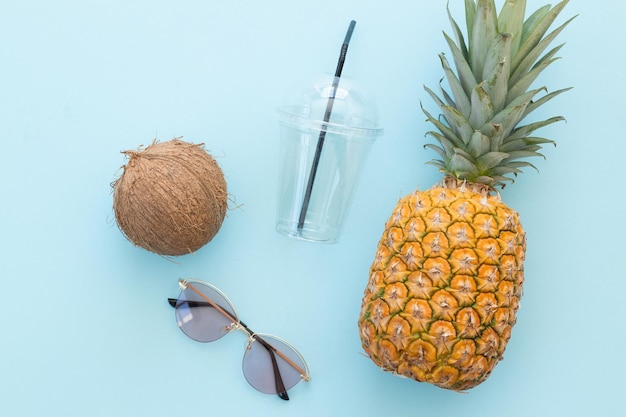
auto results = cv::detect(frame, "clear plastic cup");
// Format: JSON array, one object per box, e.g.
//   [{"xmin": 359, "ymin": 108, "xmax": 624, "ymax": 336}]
[{"xmin": 275, "ymin": 74, "xmax": 383, "ymax": 243}]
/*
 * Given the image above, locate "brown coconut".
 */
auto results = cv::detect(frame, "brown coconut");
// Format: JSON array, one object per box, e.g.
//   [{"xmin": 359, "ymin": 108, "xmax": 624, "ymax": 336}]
[{"xmin": 112, "ymin": 138, "xmax": 227, "ymax": 256}]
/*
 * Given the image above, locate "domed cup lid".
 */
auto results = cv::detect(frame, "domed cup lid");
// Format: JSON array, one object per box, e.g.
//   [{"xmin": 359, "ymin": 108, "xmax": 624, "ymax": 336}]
[{"xmin": 277, "ymin": 73, "xmax": 383, "ymax": 139}]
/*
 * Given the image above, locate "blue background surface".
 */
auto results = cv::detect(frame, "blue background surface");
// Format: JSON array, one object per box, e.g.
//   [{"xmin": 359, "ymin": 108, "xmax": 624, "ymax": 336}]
[{"xmin": 1, "ymin": 1, "xmax": 623, "ymax": 416}]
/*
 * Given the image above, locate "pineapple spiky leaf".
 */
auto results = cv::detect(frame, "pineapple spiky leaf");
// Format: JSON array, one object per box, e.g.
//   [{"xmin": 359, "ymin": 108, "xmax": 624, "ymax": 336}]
[
  {"xmin": 467, "ymin": 130, "xmax": 491, "ymax": 157},
  {"xmin": 469, "ymin": 0, "xmax": 498, "ymax": 79},
  {"xmin": 447, "ymin": 4, "xmax": 469, "ymax": 59},
  {"xmin": 510, "ymin": 16, "xmax": 575, "ymax": 85},
  {"xmin": 464, "ymin": 0, "xmax": 477, "ymax": 41},
  {"xmin": 507, "ymin": 116, "xmax": 566, "ymax": 141},
  {"xmin": 482, "ymin": 32, "xmax": 511, "ymax": 111},
  {"xmin": 514, "ymin": 0, "xmax": 571, "ymax": 71},
  {"xmin": 497, "ymin": 0, "xmax": 526, "ymax": 57},
  {"xmin": 507, "ymin": 50, "xmax": 561, "ymax": 103},
  {"xmin": 524, "ymin": 86, "xmax": 573, "ymax": 117},
  {"xmin": 421, "ymin": 103, "xmax": 465, "ymax": 148},
  {"xmin": 439, "ymin": 53, "xmax": 471, "ymax": 117},
  {"xmin": 469, "ymin": 82, "xmax": 495, "ymax": 128},
  {"xmin": 442, "ymin": 32, "xmax": 477, "ymax": 100}
]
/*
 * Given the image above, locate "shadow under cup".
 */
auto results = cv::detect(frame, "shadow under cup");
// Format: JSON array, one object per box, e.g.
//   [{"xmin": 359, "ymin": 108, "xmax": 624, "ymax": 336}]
[{"xmin": 275, "ymin": 75, "xmax": 383, "ymax": 243}]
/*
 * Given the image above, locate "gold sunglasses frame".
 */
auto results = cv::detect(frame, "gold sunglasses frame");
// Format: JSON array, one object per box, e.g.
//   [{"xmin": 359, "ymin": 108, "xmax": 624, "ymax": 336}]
[{"xmin": 169, "ymin": 278, "xmax": 311, "ymax": 400}]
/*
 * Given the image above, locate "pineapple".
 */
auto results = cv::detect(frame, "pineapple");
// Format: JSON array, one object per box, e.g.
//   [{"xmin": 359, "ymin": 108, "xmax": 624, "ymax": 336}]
[{"xmin": 358, "ymin": 0, "xmax": 573, "ymax": 391}]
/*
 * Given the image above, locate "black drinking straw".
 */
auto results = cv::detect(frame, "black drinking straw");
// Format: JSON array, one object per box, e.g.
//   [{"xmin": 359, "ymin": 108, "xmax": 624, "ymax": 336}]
[{"xmin": 297, "ymin": 20, "xmax": 357, "ymax": 232}]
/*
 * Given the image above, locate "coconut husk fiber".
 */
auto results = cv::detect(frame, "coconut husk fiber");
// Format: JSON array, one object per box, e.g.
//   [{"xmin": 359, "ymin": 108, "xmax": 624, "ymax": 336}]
[{"xmin": 112, "ymin": 138, "xmax": 227, "ymax": 256}]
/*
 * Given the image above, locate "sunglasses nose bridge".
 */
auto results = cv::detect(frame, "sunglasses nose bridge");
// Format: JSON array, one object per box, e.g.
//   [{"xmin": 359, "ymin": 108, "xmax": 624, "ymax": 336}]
[{"xmin": 232, "ymin": 323, "xmax": 254, "ymax": 340}]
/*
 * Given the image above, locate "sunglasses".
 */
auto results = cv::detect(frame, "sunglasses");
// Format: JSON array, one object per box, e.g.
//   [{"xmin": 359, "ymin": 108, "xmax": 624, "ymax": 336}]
[{"xmin": 167, "ymin": 278, "xmax": 311, "ymax": 400}]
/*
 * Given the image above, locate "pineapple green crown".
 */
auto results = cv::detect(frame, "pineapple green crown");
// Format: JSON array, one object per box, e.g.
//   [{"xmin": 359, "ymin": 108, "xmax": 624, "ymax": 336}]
[{"xmin": 423, "ymin": 0, "xmax": 575, "ymax": 188}]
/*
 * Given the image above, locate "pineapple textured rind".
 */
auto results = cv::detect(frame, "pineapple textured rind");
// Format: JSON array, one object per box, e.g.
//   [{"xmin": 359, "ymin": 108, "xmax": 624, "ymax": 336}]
[{"xmin": 358, "ymin": 181, "xmax": 526, "ymax": 391}]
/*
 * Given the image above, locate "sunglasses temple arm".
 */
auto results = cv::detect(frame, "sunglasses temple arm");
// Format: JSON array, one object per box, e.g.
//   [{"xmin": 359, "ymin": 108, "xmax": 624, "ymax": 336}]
[
  {"xmin": 269, "ymin": 346, "xmax": 289, "ymax": 400},
  {"xmin": 251, "ymin": 334, "xmax": 291, "ymax": 400}
]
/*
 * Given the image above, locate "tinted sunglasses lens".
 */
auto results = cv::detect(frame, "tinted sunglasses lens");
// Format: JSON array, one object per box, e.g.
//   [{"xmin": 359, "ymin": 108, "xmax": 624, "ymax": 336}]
[
  {"xmin": 242, "ymin": 334, "xmax": 306, "ymax": 395},
  {"xmin": 175, "ymin": 283, "xmax": 237, "ymax": 342}
]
